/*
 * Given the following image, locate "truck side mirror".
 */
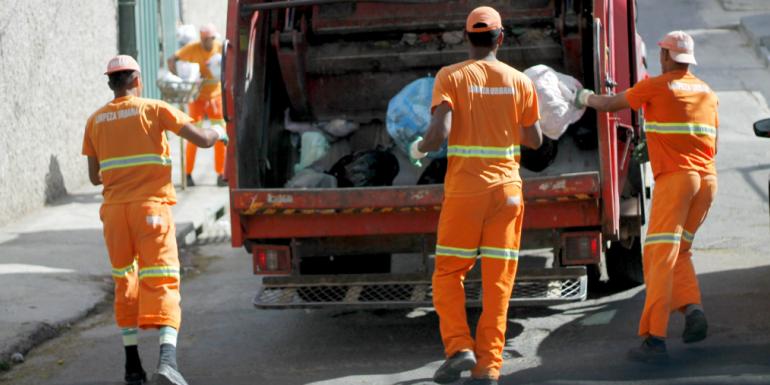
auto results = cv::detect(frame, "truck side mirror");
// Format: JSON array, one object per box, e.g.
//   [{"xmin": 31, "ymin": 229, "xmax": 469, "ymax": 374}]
[{"xmin": 754, "ymin": 118, "xmax": 770, "ymax": 138}]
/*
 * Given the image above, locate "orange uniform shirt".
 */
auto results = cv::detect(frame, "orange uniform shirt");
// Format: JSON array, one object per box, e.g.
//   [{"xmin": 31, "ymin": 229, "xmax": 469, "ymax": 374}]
[
  {"xmin": 625, "ymin": 70, "xmax": 719, "ymax": 178},
  {"xmin": 431, "ymin": 60, "xmax": 540, "ymax": 196},
  {"xmin": 175, "ymin": 40, "xmax": 222, "ymax": 100},
  {"xmin": 82, "ymin": 95, "xmax": 193, "ymax": 205}
]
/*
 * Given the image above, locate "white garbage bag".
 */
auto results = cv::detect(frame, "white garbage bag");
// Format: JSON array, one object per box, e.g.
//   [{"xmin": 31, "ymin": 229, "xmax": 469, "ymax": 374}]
[
  {"xmin": 207, "ymin": 53, "xmax": 222, "ymax": 80},
  {"xmin": 176, "ymin": 24, "xmax": 198, "ymax": 47},
  {"xmin": 176, "ymin": 61, "xmax": 201, "ymax": 82},
  {"xmin": 294, "ymin": 131, "xmax": 330, "ymax": 173},
  {"xmin": 523, "ymin": 65, "xmax": 586, "ymax": 140}
]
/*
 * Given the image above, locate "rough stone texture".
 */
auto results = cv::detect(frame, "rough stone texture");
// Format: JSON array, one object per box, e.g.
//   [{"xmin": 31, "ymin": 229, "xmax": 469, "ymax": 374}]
[
  {"xmin": 0, "ymin": 1, "xmax": 117, "ymax": 227},
  {"xmin": 181, "ymin": 0, "xmax": 227, "ymax": 38}
]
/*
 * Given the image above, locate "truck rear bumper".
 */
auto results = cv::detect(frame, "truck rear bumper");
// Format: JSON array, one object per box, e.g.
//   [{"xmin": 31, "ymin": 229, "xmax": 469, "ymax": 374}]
[{"xmin": 253, "ymin": 267, "xmax": 587, "ymax": 309}]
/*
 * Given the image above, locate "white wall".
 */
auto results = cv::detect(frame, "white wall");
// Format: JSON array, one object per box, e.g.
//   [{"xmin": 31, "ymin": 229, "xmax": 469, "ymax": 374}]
[
  {"xmin": 180, "ymin": 0, "xmax": 227, "ymax": 40},
  {"xmin": 0, "ymin": 1, "xmax": 118, "ymax": 226}
]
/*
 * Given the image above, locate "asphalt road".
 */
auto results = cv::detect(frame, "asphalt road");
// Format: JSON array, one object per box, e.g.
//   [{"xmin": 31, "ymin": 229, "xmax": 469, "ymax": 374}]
[{"xmin": 3, "ymin": 1, "xmax": 770, "ymax": 384}]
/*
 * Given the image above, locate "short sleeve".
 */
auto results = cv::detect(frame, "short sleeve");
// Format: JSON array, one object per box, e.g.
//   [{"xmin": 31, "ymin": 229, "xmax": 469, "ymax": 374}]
[
  {"xmin": 431, "ymin": 68, "xmax": 455, "ymax": 112},
  {"xmin": 520, "ymin": 78, "xmax": 540, "ymax": 127},
  {"xmin": 624, "ymin": 77, "xmax": 657, "ymax": 111},
  {"xmin": 175, "ymin": 43, "xmax": 197, "ymax": 63},
  {"xmin": 81, "ymin": 118, "xmax": 96, "ymax": 157},
  {"xmin": 157, "ymin": 102, "xmax": 193, "ymax": 134}
]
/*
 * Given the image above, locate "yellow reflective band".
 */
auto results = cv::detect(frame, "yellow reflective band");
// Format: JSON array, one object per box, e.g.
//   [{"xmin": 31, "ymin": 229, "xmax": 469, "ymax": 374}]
[
  {"xmin": 480, "ymin": 246, "xmax": 519, "ymax": 260},
  {"xmin": 100, "ymin": 153, "xmax": 172, "ymax": 172},
  {"xmin": 435, "ymin": 245, "xmax": 478, "ymax": 259},
  {"xmin": 138, "ymin": 266, "xmax": 180, "ymax": 280},
  {"xmin": 645, "ymin": 122, "xmax": 717, "ymax": 137},
  {"xmin": 111, "ymin": 261, "xmax": 137, "ymax": 278},
  {"xmin": 447, "ymin": 145, "xmax": 520, "ymax": 159},
  {"xmin": 644, "ymin": 232, "xmax": 682, "ymax": 246}
]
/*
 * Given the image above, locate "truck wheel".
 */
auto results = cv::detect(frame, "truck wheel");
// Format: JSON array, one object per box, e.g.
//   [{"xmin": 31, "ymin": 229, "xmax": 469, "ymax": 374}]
[{"xmin": 606, "ymin": 237, "xmax": 644, "ymax": 286}]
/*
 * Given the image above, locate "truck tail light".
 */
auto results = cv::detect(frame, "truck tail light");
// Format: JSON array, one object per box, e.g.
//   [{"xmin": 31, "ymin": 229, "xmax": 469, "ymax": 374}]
[
  {"xmin": 252, "ymin": 245, "xmax": 291, "ymax": 275},
  {"xmin": 561, "ymin": 232, "xmax": 602, "ymax": 265}
]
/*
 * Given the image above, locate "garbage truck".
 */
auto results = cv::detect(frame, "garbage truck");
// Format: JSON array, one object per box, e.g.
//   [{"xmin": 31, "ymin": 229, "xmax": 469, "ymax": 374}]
[{"xmin": 221, "ymin": 0, "xmax": 649, "ymax": 309}]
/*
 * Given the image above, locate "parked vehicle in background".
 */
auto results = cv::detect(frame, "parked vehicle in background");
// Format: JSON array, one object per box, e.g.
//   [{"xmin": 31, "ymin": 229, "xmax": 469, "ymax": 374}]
[
  {"xmin": 753, "ymin": 118, "xmax": 770, "ymax": 221},
  {"xmin": 221, "ymin": 0, "xmax": 649, "ymax": 309}
]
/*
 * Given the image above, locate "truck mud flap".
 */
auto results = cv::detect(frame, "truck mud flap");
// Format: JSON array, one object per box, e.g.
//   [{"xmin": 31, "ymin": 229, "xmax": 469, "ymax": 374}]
[{"xmin": 254, "ymin": 267, "xmax": 587, "ymax": 309}]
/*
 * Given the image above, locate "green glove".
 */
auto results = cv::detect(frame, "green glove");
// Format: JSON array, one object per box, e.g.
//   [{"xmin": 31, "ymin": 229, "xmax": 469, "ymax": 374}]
[
  {"xmin": 408, "ymin": 136, "xmax": 427, "ymax": 167},
  {"xmin": 632, "ymin": 139, "xmax": 649, "ymax": 164},
  {"xmin": 212, "ymin": 124, "xmax": 229, "ymax": 145},
  {"xmin": 574, "ymin": 89, "xmax": 595, "ymax": 109}
]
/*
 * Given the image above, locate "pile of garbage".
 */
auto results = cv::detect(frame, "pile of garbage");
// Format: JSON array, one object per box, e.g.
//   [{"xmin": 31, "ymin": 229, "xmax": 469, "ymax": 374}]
[{"xmin": 283, "ymin": 65, "xmax": 586, "ymax": 188}]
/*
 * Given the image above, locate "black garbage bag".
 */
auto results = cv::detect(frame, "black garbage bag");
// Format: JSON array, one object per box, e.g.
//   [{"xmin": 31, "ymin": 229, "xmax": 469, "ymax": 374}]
[
  {"xmin": 329, "ymin": 150, "xmax": 400, "ymax": 187},
  {"xmin": 417, "ymin": 158, "xmax": 448, "ymax": 185},
  {"xmin": 520, "ymin": 137, "xmax": 558, "ymax": 172}
]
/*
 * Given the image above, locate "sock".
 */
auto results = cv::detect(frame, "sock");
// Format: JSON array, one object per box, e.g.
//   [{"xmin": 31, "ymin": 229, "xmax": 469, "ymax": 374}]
[
  {"xmin": 158, "ymin": 326, "xmax": 179, "ymax": 369},
  {"xmin": 122, "ymin": 328, "xmax": 143, "ymax": 374},
  {"xmin": 122, "ymin": 327, "xmax": 138, "ymax": 347},
  {"xmin": 685, "ymin": 304, "xmax": 704, "ymax": 316}
]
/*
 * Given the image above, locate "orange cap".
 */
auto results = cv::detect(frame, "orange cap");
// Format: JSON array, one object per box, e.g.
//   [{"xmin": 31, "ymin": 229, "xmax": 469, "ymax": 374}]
[
  {"xmin": 466, "ymin": 6, "xmax": 502, "ymax": 33},
  {"xmin": 200, "ymin": 23, "xmax": 218, "ymax": 39},
  {"xmin": 658, "ymin": 30, "xmax": 696, "ymax": 65},
  {"xmin": 104, "ymin": 55, "xmax": 141, "ymax": 75}
]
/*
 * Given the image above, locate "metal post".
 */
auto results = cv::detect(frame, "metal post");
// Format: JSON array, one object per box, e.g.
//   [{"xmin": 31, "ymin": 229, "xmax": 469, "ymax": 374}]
[{"xmin": 117, "ymin": 0, "xmax": 138, "ymax": 58}]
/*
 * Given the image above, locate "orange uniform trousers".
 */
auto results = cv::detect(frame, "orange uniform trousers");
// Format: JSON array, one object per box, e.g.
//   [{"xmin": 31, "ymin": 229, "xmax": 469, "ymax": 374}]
[
  {"xmin": 639, "ymin": 171, "xmax": 717, "ymax": 338},
  {"xmin": 100, "ymin": 201, "xmax": 182, "ymax": 330},
  {"xmin": 433, "ymin": 183, "xmax": 524, "ymax": 380},
  {"xmin": 185, "ymin": 97, "xmax": 226, "ymax": 175}
]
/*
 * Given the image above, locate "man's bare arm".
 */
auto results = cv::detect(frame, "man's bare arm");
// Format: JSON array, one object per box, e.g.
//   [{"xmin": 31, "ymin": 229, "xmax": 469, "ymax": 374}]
[
  {"xmin": 521, "ymin": 122, "xmax": 543, "ymax": 150},
  {"xmin": 586, "ymin": 92, "xmax": 631, "ymax": 112},
  {"xmin": 87, "ymin": 156, "xmax": 102, "ymax": 186},
  {"xmin": 419, "ymin": 102, "xmax": 452, "ymax": 153},
  {"xmin": 178, "ymin": 123, "xmax": 224, "ymax": 148}
]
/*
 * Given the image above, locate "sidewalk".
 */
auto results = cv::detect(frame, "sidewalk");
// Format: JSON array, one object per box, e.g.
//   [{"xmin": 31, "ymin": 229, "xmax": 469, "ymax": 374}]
[{"xmin": 0, "ymin": 135, "xmax": 228, "ymax": 369}]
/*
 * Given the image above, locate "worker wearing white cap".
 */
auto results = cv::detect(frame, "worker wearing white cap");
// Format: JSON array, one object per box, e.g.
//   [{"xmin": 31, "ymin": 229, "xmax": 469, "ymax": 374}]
[
  {"xmin": 575, "ymin": 30, "xmax": 718, "ymax": 363},
  {"xmin": 83, "ymin": 55, "xmax": 227, "ymax": 385}
]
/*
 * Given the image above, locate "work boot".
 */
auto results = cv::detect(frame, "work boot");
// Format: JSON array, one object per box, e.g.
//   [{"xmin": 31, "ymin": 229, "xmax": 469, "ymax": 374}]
[
  {"xmin": 433, "ymin": 350, "xmax": 477, "ymax": 384},
  {"xmin": 185, "ymin": 174, "xmax": 195, "ymax": 187},
  {"xmin": 150, "ymin": 344, "xmax": 188, "ymax": 385},
  {"xmin": 124, "ymin": 346, "xmax": 146, "ymax": 385},
  {"xmin": 216, "ymin": 174, "xmax": 227, "ymax": 187},
  {"xmin": 627, "ymin": 336, "xmax": 668, "ymax": 364},
  {"xmin": 682, "ymin": 309, "xmax": 708, "ymax": 343},
  {"xmin": 463, "ymin": 378, "xmax": 498, "ymax": 385}
]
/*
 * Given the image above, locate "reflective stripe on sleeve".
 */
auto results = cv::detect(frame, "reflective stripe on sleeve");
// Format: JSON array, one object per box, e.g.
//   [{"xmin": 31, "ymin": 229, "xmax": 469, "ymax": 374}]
[
  {"xmin": 435, "ymin": 245, "xmax": 479, "ymax": 259},
  {"xmin": 479, "ymin": 246, "xmax": 519, "ymax": 260},
  {"xmin": 682, "ymin": 230, "xmax": 695, "ymax": 243},
  {"xmin": 447, "ymin": 145, "xmax": 520, "ymax": 159},
  {"xmin": 138, "ymin": 266, "xmax": 180, "ymax": 280},
  {"xmin": 644, "ymin": 232, "xmax": 682, "ymax": 246},
  {"xmin": 100, "ymin": 154, "xmax": 172, "ymax": 172},
  {"xmin": 645, "ymin": 122, "xmax": 717, "ymax": 137}
]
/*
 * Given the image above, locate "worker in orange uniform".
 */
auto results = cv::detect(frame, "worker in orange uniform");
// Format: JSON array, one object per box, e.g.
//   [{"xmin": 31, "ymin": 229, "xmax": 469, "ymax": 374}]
[
  {"xmin": 410, "ymin": 7, "xmax": 542, "ymax": 385},
  {"xmin": 83, "ymin": 55, "xmax": 227, "ymax": 385},
  {"xmin": 167, "ymin": 23, "xmax": 227, "ymax": 187},
  {"xmin": 576, "ymin": 31, "xmax": 717, "ymax": 363}
]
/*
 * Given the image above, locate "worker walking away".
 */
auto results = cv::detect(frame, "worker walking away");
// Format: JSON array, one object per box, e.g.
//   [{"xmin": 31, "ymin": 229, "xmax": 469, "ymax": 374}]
[
  {"xmin": 83, "ymin": 55, "xmax": 227, "ymax": 385},
  {"xmin": 167, "ymin": 23, "xmax": 227, "ymax": 187},
  {"xmin": 410, "ymin": 7, "xmax": 542, "ymax": 385},
  {"xmin": 575, "ymin": 31, "xmax": 717, "ymax": 363}
]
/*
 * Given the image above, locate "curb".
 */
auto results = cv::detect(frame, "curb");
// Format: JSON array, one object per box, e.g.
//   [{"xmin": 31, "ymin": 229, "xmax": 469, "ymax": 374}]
[
  {"xmin": 175, "ymin": 203, "xmax": 227, "ymax": 250},
  {"xmin": 739, "ymin": 13, "xmax": 770, "ymax": 67}
]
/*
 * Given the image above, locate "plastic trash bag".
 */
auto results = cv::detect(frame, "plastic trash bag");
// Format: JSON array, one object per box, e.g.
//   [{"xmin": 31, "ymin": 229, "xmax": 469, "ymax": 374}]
[
  {"xmin": 207, "ymin": 53, "xmax": 222, "ymax": 80},
  {"xmin": 176, "ymin": 24, "xmax": 197, "ymax": 47},
  {"xmin": 329, "ymin": 150, "xmax": 400, "ymax": 187},
  {"xmin": 176, "ymin": 61, "xmax": 201, "ymax": 82},
  {"xmin": 294, "ymin": 131, "xmax": 330, "ymax": 173},
  {"xmin": 286, "ymin": 169, "xmax": 337, "ymax": 188},
  {"xmin": 386, "ymin": 77, "xmax": 447, "ymax": 159},
  {"xmin": 523, "ymin": 65, "xmax": 585, "ymax": 140}
]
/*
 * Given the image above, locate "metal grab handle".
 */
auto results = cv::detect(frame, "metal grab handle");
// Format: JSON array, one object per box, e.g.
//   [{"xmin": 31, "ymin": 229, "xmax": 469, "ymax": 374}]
[
  {"xmin": 593, "ymin": 18, "xmax": 602, "ymax": 93},
  {"xmin": 221, "ymin": 38, "xmax": 231, "ymax": 122}
]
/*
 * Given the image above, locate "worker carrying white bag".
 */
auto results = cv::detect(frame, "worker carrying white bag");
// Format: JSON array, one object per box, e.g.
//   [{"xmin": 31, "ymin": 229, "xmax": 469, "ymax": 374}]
[{"xmin": 524, "ymin": 65, "xmax": 586, "ymax": 140}]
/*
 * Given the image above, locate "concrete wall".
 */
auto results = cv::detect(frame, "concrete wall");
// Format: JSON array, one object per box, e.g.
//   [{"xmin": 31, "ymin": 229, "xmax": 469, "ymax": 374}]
[
  {"xmin": 180, "ymin": 0, "xmax": 228, "ymax": 40},
  {"xmin": 0, "ymin": 1, "xmax": 117, "ymax": 226}
]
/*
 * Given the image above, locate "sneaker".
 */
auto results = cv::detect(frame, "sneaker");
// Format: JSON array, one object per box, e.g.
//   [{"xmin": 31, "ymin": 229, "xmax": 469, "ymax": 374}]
[
  {"xmin": 433, "ymin": 350, "xmax": 477, "ymax": 384},
  {"xmin": 682, "ymin": 309, "xmax": 708, "ymax": 344},
  {"xmin": 216, "ymin": 174, "xmax": 227, "ymax": 187},
  {"xmin": 627, "ymin": 337, "xmax": 668, "ymax": 364},
  {"xmin": 463, "ymin": 378, "xmax": 498, "ymax": 385},
  {"xmin": 185, "ymin": 174, "xmax": 195, "ymax": 187},
  {"xmin": 125, "ymin": 369, "xmax": 147, "ymax": 385},
  {"xmin": 150, "ymin": 364, "xmax": 188, "ymax": 385}
]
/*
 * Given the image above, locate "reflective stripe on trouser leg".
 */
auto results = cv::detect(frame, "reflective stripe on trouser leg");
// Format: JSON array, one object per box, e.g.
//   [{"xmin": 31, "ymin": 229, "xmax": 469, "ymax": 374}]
[
  {"xmin": 132, "ymin": 201, "xmax": 182, "ymax": 329},
  {"xmin": 433, "ymin": 192, "xmax": 490, "ymax": 358},
  {"xmin": 101, "ymin": 204, "xmax": 140, "ymax": 329},
  {"xmin": 639, "ymin": 171, "xmax": 701, "ymax": 338},
  {"xmin": 473, "ymin": 183, "xmax": 523, "ymax": 380}
]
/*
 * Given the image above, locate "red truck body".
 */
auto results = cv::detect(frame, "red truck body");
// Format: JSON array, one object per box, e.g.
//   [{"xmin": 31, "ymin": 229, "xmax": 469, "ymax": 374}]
[{"xmin": 222, "ymin": 0, "xmax": 648, "ymax": 308}]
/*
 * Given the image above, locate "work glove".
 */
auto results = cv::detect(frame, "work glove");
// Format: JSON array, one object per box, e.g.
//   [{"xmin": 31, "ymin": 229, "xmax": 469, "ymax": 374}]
[
  {"xmin": 632, "ymin": 138, "xmax": 649, "ymax": 164},
  {"xmin": 574, "ymin": 89, "xmax": 595, "ymax": 109},
  {"xmin": 211, "ymin": 124, "xmax": 229, "ymax": 145},
  {"xmin": 409, "ymin": 136, "xmax": 427, "ymax": 167}
]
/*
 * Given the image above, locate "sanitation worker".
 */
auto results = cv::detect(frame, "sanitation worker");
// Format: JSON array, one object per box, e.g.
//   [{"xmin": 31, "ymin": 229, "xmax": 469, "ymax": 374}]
[
  {"xmin": 167, "ymin": 23, "xmax": 227, "ymax": 187},
  {"xmin": 575, "ymin": 30, "xmax": 717, "ymax": 363},
  {"xmin": 410, "ymin": 6, "xmax": 542, "ymax": 385},
  {"xmin": 83, "ymin": 55, "xmax": 227, "ymax": 385}
]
